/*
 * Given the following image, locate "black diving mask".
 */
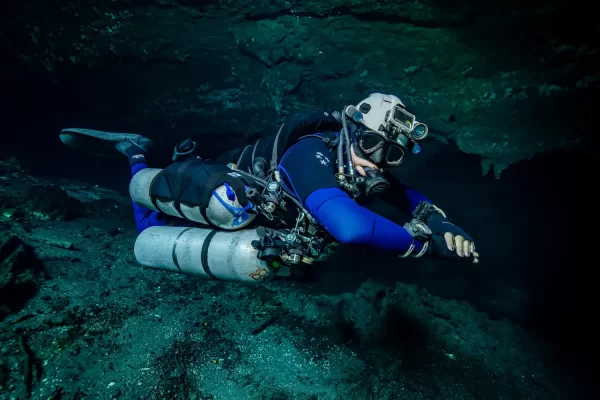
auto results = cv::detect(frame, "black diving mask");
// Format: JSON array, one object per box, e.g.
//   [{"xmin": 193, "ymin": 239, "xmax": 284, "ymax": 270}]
[
  {"xmin": 357, "ymin": 130, "xmax": 414, "ymax": 167},
  {"xmin": 356, "ymin": 124, "xmax": 425, "ymax": 167}
]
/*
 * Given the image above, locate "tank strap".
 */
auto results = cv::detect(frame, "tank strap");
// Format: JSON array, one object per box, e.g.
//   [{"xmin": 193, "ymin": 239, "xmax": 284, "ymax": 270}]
[
  {"xmin": 201, "ymin": 170, "xmax": 229, "ymax": 206},
  {"xmin": 171, "ymin": 161, "xmax": 195, "ymax": 219},
  {"xmin": 172, "ymin": 227, "xmax": 194, "ymax": 272},
  {"xmin": 201, "ymin": 230, "xmax": 220, "ymax": 281},
  {"xmin": 198, "ymin": 207, "xmax": 212, "ymax": 228},
  {"xmin": 193, "ymin": 170, "xmax": 229, "ymax": 229},
  {"xmin": 200, "ymin": 169, "xmax": 252, "ymax": 209}
]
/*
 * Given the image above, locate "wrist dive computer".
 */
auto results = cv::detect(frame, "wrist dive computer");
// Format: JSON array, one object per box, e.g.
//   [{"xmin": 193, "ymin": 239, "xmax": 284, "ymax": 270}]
[{"xmin": 403, "ymin": 218, "xmax": 432, "ymax": 241}]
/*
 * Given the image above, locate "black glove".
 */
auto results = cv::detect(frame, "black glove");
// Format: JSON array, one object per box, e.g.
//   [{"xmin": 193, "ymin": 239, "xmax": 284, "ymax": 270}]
[{"xmin": 427, "ymin": 213, "xmax": 476, "ymax": 261}]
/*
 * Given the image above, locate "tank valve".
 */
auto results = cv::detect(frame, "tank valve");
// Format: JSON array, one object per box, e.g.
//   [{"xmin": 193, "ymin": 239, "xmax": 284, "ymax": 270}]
[
  {"xmin": 287, "ymin": 249, "xmax": 303, "ymax": 264},
  {"xmin": 263, "ymin": 201, "xmax": 276, "ymax": 213}
]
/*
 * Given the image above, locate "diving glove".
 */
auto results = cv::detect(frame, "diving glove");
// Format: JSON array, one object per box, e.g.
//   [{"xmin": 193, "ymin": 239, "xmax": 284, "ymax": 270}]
[{"xmin": 427, "ymin": 213, "xmax": 475, "ymax": 261}]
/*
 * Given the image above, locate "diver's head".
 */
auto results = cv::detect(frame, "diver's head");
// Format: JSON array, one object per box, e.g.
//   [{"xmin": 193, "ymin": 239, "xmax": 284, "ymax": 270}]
[{"xmin": 349, "ymin": 93, "xmax": 429, "ymax": 169}]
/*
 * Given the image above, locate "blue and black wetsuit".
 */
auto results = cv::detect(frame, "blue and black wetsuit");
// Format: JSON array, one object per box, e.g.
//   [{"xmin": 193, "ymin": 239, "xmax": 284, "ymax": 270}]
[
  {"xmin": 277, "ymin": 136, "xmax": 431, "ymax": 254},
  {"xmin": 130, "ymin": 135, "xmax": 431, "ymax": 255}
]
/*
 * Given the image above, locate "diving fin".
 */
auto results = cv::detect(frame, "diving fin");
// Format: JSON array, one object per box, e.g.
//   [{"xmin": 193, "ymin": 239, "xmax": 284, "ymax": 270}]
[{"xmin": 60, "ymin": 128, "xmax": 152, "ymax": 158}]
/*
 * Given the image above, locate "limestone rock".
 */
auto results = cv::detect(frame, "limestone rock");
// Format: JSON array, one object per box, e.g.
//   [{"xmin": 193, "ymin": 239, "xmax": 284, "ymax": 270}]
[{"xmin": 0, "ymin": 236, "xmax": 42, "ymax": 320}]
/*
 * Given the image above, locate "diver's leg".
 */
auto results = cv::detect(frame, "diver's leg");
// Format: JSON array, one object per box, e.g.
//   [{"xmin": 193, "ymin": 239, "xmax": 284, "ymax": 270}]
[
  {"xmin": 128, "ymin": 150, "xmax": 167, "ymax": 233},
  {"xmin": 59, "ymin": 128, "xmax": 166, "ymax": 232}
]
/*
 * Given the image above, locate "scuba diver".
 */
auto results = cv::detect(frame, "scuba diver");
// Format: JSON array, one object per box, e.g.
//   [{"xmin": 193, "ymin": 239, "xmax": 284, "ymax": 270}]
[{"xmin": 60, "ymin": 93, "xmax": 479, "ymax": 284}]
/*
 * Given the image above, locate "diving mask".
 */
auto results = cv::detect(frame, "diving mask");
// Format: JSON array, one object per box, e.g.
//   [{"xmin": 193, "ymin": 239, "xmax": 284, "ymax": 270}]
[{"xmin": 355, "ymin": 130, "xmax": 406, "ymax": 167}]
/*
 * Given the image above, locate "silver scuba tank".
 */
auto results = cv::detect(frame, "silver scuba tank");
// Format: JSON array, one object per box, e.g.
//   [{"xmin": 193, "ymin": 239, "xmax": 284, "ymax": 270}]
[
  {"xmin": 129, "ymin": 168, "xmax": 256, "ymax": 230},
  {"xmin": 134, "ymin": 226, "xmax": 276, "ymax": 284}
]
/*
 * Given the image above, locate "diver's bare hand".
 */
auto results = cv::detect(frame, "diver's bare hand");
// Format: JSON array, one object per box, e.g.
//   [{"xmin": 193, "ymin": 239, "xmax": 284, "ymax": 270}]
[{"xmin": 444, "ymin": 232, "xmax": 479, "ymax": 263}]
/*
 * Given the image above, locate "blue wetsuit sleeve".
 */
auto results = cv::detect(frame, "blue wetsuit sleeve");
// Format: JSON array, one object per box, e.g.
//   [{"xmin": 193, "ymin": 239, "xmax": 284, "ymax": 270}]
[
  {"xmin": 305, "ymin": 187, "xmax": 425, "ymax": 254},
  {"xmin": 381, "ymin": 171, "xmax": 433, "ymax": 214}
]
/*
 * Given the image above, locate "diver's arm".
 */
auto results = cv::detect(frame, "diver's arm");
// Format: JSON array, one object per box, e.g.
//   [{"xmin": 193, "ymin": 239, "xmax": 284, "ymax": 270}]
[
  {"xmin": 304, "ymin": 187, "xmax": 425, "ymax": 255},
  {"xmin": 377, "ymin": 172, "xmax": 480, "ymax": 262},
  {"xmin": 278, "ymin": 137, "xmax": 423, "ymax": 255},
  {"xmin": 380, "ymin": 171, "xmax": 433, "ymax": 214}
]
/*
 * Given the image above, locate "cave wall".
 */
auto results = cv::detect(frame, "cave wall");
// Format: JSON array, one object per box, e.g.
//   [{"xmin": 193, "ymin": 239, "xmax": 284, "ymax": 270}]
[{"xmin": 1, "ymin": 0, "xmax": 596, "ymax": 175}]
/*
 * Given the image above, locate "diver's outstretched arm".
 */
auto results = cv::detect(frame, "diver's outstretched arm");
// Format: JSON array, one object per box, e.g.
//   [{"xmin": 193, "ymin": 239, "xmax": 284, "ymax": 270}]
[
  {"xmin": 379, "ymin": 171, "xmax": 433, "ymax": 214},
  {"xmin": 379, "ymin": 171, "xmax": 479, "ymax": 262},
  {"xmin": 305, "ymin": 187, "xmax": 425, "ymax": 256}
]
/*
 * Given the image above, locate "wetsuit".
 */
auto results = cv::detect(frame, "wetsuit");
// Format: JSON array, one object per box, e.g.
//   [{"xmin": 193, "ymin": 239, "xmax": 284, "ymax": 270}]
[{"xmin": 130, "ymin": 136, "xmax": 432, "ymax": 255}]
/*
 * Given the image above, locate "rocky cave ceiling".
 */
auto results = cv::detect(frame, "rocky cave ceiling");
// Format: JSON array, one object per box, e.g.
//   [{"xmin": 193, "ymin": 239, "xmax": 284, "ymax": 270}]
[{"xmin": 1, "ymin": 0, "xmax": 596, "ymax": 177}]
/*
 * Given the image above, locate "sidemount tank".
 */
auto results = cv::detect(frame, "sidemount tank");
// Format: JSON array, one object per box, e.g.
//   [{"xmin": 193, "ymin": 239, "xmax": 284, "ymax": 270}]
[
  {"xmin": 129, "ymin": 167, "xmax": 256, "ymax": 230},
  {"xmin": 134, "ymin": 225, "xmax": 275, "ymax": 285}
]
